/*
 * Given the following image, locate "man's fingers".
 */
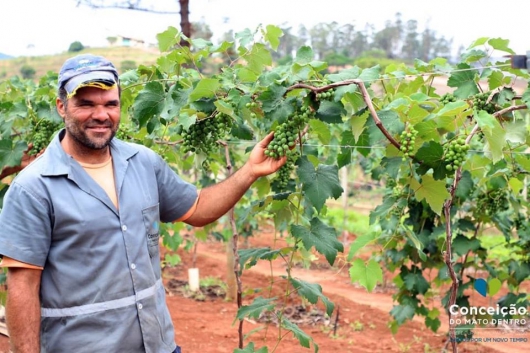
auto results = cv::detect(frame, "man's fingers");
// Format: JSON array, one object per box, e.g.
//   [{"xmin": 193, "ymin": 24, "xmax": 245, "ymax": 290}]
[{"xmin": 259, "ymin": 131, "xmax": 275, "ymax": 147}]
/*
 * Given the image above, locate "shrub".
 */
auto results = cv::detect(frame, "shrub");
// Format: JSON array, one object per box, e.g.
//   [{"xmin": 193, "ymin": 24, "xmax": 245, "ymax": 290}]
[
  {"xmin": 20, "ymin": 65, "xmax": 36, "ymax": 79},
  {"xmin": 121, "ymin": 60, "xmax": 137, "ymax": 72}
]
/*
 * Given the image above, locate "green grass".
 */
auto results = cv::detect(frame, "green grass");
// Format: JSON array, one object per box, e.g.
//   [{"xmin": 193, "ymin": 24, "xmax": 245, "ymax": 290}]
[{"xmin": 324, "ymin": 207, "xmax": 371, "ymax": 237}]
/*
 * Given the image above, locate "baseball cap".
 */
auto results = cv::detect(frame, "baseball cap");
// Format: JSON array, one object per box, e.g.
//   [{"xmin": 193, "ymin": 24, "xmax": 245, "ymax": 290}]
[{"xmin": 58, "ymin": 54, "xmax": 119, "ymax": 98}]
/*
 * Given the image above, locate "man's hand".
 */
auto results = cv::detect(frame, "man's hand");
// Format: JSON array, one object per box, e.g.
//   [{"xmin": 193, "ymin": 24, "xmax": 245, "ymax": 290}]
[{"xmin": 247, "ymin": 132, "xmax": 288, "ymax": 179}]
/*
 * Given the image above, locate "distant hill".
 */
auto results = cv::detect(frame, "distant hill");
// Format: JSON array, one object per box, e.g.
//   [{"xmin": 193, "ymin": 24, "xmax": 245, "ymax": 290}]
[
  {"xmin": 0, "ymin": 53, "xmax": 13, "ymax": 60},
  {"xmin": 0, "ymin": 47, "xmax": 161, "ymax": 80}
]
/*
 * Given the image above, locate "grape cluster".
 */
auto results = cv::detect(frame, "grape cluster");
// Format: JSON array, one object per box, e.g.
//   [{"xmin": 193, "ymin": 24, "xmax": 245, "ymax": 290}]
[
  {"xmin": 28, "ymin": 119, "xmax": 62, "ymax": 156},
  {"xmin": 273, "ymin": 150, "xmax": 300, "ymax": 189},
  {"xmin": 246, "ymin": 101, "xmax": 259, "ymax": 119},
  {"xmin": 440, "ymin": 93, "xmax": 457, "ymax": 104},
  {"xmin": 316, "ymin": 89, "xmax": 334, "ymax": 101},
  {"xmin": 265, "ymin": 105, "xmax": 314, "ymax": 159},
  {"xmin": 116, "ymin": 124, "xmax": 134, "ymax": 141},
  {"xmin": 399, "ymin": 127, "xmax": 418, "ymax": 161},
  {"xmin": 443, "ymin": 137, "xmax": 469, "ymax": 171},
  {"xmin": 476, "ymin": 189, "xmax": 509, "ymax": 217},
  {"xmin": 472, "ymin": 92, "xmax": 496, "ymax": 114},
  {"xmin": 180, "ymin": 113, "xmax": 233, "ymax": 154}
]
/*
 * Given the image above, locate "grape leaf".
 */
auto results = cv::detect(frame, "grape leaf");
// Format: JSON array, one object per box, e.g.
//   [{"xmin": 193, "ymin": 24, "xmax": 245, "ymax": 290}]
[
  {"xmin": 291, "ymin": 218, "xmax": 343, "ymax": 266},
  {"xmin": 236, "ymin": 296, "xmax": 276, "ymax": 320},
  {"xmin": 246, "ymin": 43, "xmax": 272, "ymax": 75},
  {"xmin": 132, "ymin": 81, "xmax": 166, "ymax": 127},
  {"xmin": 238, "ymin": 247, "xmax": 282, "ymax": 273},
  {"xmin": 234, "ymin": 343, "xmax": 268, "ymax": 353},
  {"xmin": 475, "ymin": 110, "xmax": 506, "ymax": 162},
  {"xmin": 189, "ymin": 78, "xmax": 220, "ymax": 101},
  {"xmin": 264, "ymin": 25, "xmax": 282, "ymax": 50},
  {"xmin": 402, "ymin": 268, "xmax": 430, "ymax": 295},
  {"xmin": 349, "ymin": 258, "xmax": 383, "ymax": 292},
  {"xmin": 315, "ymin": 100, "xmax": 345, "ymax": 124},
  {"xmin": 0, "ymin": 140, "xmax": 27, "ymax": 168},
  {"xmin": 289, "ymin": 278, "xmax": 335, "ymax": 316},
  {"xmin": 156, "ymin": 26, "xmax": 179, "ymax": 52},
  {"xmin": 409, "ymin": 174, "xmax": 449, "ymax": 215},
  {"xmin": 280, "ymin": 318, "xmax": 313, "ymax": 350},
  {"xmin": 295, "ymin": 46, "xmax": 314, "ymax": 65},
  {"xmin": 347, "ymin": 231, "xmax": 377, "ymax": 260},
  {"xmin": 367, "ymin": 110, "xmax": 404, "ymax": 144},
  {"xmin": 452, "ymin": 234, "xmax": 481, "ymax": 256},
  {"xmin": 297, "ymin": 157, "xmax": 343, "ymax": 213},
  {"xmin": 390, "ymin": 304, "xmax": 416, "ymax": 324},
  {"xmin": 447, "ymin": 63, "xmax": 480, "ymax": 98}
]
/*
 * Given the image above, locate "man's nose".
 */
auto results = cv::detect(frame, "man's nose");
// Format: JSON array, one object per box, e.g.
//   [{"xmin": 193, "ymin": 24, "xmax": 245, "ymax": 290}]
[{"xmin": 92, "ymin": 105, "xmax": 109, "ymax": 119}]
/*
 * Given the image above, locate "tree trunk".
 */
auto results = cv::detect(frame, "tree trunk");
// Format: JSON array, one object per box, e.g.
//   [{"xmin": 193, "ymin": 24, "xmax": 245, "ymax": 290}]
[{"xmin": 179, "ymin": 0, "xmax": 191, "ymax": 47}]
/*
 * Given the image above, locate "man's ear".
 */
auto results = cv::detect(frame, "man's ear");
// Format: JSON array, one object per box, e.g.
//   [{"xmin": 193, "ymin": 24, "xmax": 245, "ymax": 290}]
[{"xmin": 56, "ymin": 97, "xmax": 66, "ymax": 119}]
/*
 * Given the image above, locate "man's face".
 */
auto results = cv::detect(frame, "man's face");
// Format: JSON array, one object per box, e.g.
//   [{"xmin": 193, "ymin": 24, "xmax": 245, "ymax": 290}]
[{"xmin": 57, "ymin": 86, "xmax": 120, "ymax": 150}]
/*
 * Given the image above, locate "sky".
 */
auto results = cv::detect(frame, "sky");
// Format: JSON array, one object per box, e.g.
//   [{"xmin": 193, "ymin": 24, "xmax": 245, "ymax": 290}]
[{"xmin": 1, "ymin": 0, "xmax": 529, "ymax": 57}]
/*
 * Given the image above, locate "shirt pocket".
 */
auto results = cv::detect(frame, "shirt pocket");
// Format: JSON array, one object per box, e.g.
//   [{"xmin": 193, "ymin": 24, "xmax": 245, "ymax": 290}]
[{"xmin": 142, "ymin": 203, "xmax": 160, "ymax": 258}]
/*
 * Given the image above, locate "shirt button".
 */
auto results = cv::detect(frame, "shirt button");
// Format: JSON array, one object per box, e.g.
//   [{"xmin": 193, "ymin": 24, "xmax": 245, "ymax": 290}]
[
  {"xmin": 130, "ymin": 263, "xmax": 136, "ymax": 270},
  {"xmin": 122, "ymin": 225, "xmax": 127, "ymax": 231},
  {"xmin": 138, "ymin": 303, "xmax": 143, "ymax": 310}
]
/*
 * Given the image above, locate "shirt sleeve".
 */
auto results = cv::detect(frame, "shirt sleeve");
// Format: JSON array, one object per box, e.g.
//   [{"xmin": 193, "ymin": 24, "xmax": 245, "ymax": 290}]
[
  {"xmin": 0, "ymin": 256, "xmax": 43, "ymax": 270},
  {"xmin": 0, "ymin": 181, "xmax": 52, "ymax": 267},
  {"xmin": 149, "ymin": 150, "xmax": 198, "ymax": 223}
]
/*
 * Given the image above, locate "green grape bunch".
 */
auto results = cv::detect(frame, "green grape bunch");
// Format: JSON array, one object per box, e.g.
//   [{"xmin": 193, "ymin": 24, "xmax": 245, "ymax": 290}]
[
  {"xmin": 440, "ymin": 93, "xmax": 457, "ymax": 104},
  {"xmin": 399, "ymin": 126, "xmax": 418, "ymax": 161},
  {"xmin": 273, "ymin": 150, "xmax": 300, "ymax": 190},
  {"xmin": 264, "ymin": 105, "xmax": 314, "ymax": 159},
  {"xmin": 476, "ymin": 189, "xmax": 509, "ymax": 218},
  {"xmin": 471, "ymin": 92, "xmax": 496, "ymax": 114},
  {"xmin": 315, "ymin": 89, "xmax": 334, "ymax": 101},
  {"xmin": 443, "ymin": 137, "xmax": 470, "ymax": 171},
  {"xmin": 115, "ymin": 124, "xmax": 134, "ymax": 141},
  {"xmin": 27, "ymin": 119, "xmax": 62, "ymax": 156},
  {"xmin": 180, "ymin": 112, "xmax": 233, "ymax": 154}
]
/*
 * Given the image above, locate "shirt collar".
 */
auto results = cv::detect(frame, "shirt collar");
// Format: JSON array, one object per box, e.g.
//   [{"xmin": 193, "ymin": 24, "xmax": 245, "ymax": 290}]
[{"xmin": 41, "ymin": 129, "xmax": 139, "ymax": 177}]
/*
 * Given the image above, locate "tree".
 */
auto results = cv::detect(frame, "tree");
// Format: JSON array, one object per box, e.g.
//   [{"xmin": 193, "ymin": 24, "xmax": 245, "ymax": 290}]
[
  {"xmin": 68, "ymin": 41, "xmax": 85, "ymax": 52},
  {"xmin": 75, "ymin": 0, "xmax": 191, "ymax": 45},
  {"xmin": 107, "ymin": 36, "xmax": 118, "ymax": 45},
  {"xmin": 19, "ymin": 64, "xmax": 36, "ymax": 79}
]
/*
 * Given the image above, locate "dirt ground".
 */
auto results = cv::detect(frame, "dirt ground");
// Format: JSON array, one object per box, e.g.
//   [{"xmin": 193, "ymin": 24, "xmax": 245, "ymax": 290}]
[{"xmin": 0, "ymin": 228, "xmax": 528, "ymax": 353}]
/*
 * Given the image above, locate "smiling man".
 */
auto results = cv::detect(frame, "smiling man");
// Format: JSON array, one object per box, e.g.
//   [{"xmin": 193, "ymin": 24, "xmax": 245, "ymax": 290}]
[{"xmin": 0, "ymin": 54, "xmax": 286, "ymax": 353}]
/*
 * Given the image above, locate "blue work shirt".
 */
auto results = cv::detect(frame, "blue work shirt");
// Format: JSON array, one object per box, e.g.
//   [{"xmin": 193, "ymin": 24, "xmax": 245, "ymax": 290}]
[{"xmin": 0, "ymin": 129, "xmax": 197, "ymax": 352}]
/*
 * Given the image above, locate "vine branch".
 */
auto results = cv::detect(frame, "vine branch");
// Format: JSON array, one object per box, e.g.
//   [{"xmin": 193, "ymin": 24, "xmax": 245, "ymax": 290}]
[{"xmin": 218, "ymin": 140, "xmax": 245, "ymax": 349}]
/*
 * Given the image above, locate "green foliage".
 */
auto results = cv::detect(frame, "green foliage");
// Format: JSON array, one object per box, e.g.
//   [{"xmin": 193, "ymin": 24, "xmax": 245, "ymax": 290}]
[{"xmin": 68, "ymin": 41, "xmax": 85, "ymax": 52}]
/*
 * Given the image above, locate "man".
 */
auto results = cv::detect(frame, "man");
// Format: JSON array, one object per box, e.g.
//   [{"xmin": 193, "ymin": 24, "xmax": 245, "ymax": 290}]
[{"xmin": 0, "ymin": 54, "xmax": 286, "ymax": 353}]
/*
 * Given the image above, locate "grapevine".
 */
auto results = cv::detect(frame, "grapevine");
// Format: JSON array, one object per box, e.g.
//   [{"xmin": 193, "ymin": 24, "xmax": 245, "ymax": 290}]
[{"xmin": 27, "ymin": 118, "xmax": 62, "ymax": 156}]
